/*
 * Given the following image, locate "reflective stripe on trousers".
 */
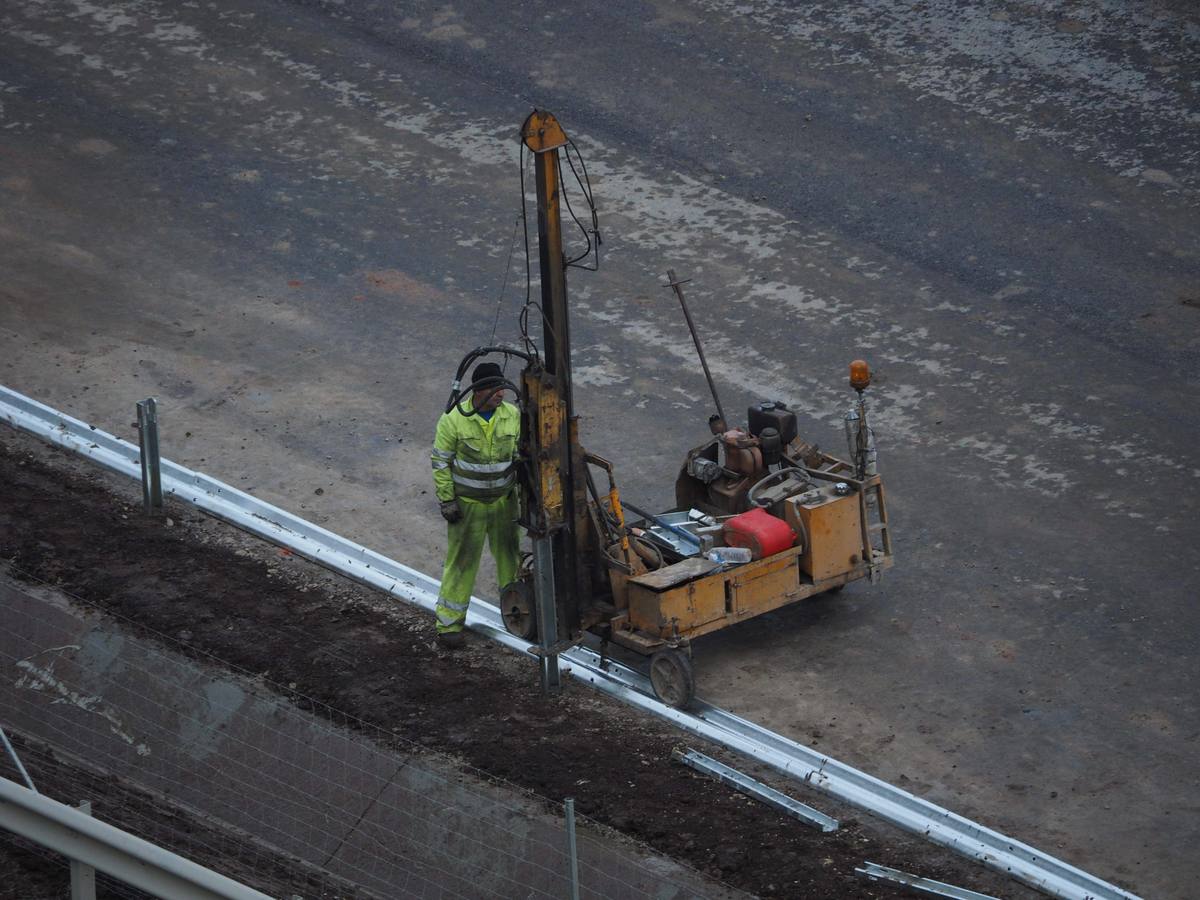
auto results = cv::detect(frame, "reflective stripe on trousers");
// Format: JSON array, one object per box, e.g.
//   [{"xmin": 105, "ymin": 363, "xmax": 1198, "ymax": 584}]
[{"xmin": 435, "ymin": 492, "xmax": 520, "ymax": 634}]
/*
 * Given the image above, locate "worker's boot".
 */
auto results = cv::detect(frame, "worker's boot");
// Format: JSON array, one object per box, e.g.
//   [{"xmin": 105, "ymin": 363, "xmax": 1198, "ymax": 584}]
[{"xmin": 437, "ymin": 630, "xmax": 466, "ymax": 650}]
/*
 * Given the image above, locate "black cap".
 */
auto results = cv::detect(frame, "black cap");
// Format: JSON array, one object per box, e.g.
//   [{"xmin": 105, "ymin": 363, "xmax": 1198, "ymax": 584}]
[{"xmin": 472, "ymin": 362, "xmax": 503, "ymax": 388}]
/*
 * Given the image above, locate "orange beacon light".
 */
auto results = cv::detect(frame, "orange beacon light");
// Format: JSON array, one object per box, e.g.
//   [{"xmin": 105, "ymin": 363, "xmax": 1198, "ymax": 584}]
[{"xmin": 849, "ymin": 359, "xmax": 871, "ymax": 392}]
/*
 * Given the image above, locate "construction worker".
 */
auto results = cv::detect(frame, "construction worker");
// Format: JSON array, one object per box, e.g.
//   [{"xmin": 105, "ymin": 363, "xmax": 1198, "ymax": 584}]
[{"xmin": 430, "ymin": 362, "xmax": 521, "ymax": 649}]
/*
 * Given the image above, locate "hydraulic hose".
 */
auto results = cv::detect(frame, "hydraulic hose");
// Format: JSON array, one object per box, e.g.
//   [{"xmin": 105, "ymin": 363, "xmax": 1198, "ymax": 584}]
[
  {"xmin": 444, "ymin": 345, "xmax": 533, "ymax": 416},
  {"xmin": 746, "ymin": 468, "xmax": 811, "ymax": 552},
  {"xmin": 747, "ymin": 467, "xmax": 812, "ymax": 509},
  {"xmin": 446, "ymin": 378, "xmax": 522, "ymax": 417}
]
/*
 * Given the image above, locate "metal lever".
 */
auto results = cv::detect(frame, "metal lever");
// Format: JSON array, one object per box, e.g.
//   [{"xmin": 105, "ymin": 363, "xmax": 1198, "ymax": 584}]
[{"xmin": 665, "ymin": 269, "xmax": 726, "ymax": 426}]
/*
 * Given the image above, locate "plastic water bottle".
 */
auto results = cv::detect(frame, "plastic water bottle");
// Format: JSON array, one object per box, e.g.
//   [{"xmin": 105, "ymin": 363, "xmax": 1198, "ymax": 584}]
[{"xmin": 706, "ymin": 547, "xmax": 752, "ymax": 565}]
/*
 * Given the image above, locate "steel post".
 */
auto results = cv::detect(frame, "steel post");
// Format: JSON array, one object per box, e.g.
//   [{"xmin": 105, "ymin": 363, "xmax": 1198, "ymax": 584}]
[
  {"xmin": 564, "ymin": 798, "xmax": 580, "ymax": 900},
  {"xmin": 136, "ymin": 398, "xmax": 163, "ymax": 515},
  {"xmin": 70, "ymin": 800, "xmax": 96, "ymax": 900},
  {"xmin": 531, "ymin": 536, "xmax": 560, "ymax": 692}
]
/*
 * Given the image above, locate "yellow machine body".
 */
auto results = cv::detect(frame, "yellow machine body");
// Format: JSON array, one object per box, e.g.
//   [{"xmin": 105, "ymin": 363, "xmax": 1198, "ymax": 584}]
[
  {"xmin": 503, "ymin": 108, "xmax": 895, "ymax": 708},
  {"xmin": 788, "ymin": 487, "xmax": 864, "ymax": 581},
  {"xmin": 606, "ymin": 467, "xmax": 892, "ymax": 655}
]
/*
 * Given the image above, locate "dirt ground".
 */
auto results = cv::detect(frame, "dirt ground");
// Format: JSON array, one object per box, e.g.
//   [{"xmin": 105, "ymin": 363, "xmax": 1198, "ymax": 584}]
[{"xmin": 0, "ymin": 427, "xmax": 1039, "ymax": 899}]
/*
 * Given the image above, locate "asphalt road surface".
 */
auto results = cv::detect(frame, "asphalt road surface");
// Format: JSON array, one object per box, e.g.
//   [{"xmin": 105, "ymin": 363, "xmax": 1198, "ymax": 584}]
[{"xmin": 1, "ymin": 2, "xmax": 1197, "ymax": 897}]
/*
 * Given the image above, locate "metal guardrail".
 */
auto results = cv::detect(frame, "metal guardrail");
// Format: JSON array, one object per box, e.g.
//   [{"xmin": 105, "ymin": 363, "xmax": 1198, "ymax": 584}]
[
  {"xmin": 0, "ymin": 776, "xmax": 272, "ymax": 900},
  {"xmin": 0, "ymin": 385, "xmax": 1142, "ymax": 900}
]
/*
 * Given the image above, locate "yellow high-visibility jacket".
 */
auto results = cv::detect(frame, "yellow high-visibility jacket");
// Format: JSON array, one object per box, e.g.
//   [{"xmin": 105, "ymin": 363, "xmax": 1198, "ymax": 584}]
[{"xmin": 431, "ymin": 400, "xmax": 520, "ymax": 503}]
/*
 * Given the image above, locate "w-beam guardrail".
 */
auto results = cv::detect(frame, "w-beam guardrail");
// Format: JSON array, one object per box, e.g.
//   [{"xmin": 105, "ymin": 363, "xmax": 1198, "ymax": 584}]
[{"xmin": 0, "ymin": 384, "xmax": 1141, "ymax": 900}]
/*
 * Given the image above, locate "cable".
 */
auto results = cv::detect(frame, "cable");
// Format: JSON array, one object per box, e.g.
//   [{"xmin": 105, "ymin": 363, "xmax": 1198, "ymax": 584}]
[
  {"xmin": 557, "ymin": 154, "xmax": 593, "ymax": 267},
  {"xmin": 447, "ymin": 378, "xmax": 522, "ymax": 418},
  {"xmin": 560, "ymin": 139, "xmax": 601, "ymax": 271},
  {"xmin": 517, "ymin": 142, "xmax": 539, "ymax": 360},
  {"xmin": 488, "ymin": 215, "xmax": 523, "ymax": 347},
  {"xmin": 443, "ymin": 346, "xmax": 533, "ymax": 416}
]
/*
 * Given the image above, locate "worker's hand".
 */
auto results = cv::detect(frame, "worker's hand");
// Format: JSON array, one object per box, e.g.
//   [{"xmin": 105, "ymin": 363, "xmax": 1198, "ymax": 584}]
[{"xmin": 439, "ymin": 499, "xmax": 463, "ymax": 523}]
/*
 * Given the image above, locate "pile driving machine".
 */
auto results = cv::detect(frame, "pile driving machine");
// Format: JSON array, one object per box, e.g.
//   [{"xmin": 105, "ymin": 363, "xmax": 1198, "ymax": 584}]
[{"xmin": 445, "ymin": 111, "xmax": 894, "ymax": 708}]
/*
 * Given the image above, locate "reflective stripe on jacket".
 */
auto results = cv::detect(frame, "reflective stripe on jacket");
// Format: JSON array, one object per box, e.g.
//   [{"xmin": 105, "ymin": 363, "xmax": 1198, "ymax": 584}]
[{"xmin": 431, "ymin": 400, "xmax": 520, "ymax": 503}]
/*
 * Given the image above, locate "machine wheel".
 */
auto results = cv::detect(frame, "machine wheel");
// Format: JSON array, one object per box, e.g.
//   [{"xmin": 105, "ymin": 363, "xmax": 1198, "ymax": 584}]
[
  {"xmin": 500, "ymin": 580, "xmax": 537, "ymax": 641},
  {"xmin": 649, "ymin": 648, "xmax": 695, "ymax": 709}
]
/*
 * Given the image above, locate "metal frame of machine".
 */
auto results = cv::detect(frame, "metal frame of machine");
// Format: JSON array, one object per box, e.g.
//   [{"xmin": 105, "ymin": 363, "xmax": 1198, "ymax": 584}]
[{"xmin": 457, "ymin": 110, "xmax": 894, "ymax": 707}]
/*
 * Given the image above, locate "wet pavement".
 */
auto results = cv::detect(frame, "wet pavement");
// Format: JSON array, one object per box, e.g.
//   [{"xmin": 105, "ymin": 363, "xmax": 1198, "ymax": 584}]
[{"xmin": 1, "ymin": 1, "xmax": 1197, "ymax": 896}]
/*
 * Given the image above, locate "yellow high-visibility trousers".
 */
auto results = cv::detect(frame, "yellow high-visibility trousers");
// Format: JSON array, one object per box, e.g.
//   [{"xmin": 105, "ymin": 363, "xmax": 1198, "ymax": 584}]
[{"xmin": 435, "ymin": 492, "xmax": 519, "ymax": 634}]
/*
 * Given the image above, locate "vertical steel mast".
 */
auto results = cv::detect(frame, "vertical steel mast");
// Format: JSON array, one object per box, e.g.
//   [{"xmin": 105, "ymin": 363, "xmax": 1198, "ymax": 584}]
[
  {"xmin": 522, "ymin": 111, "xmax": 574, "ymax": 417},
  {"xmin": 520, "ymin": 110, "xmax": 580, "ymax": 689}
]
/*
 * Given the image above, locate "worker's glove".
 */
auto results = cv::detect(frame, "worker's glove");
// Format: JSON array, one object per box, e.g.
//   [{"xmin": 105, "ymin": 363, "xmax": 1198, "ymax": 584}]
[{"xmin": 439, "ymin": 499, "xmax": 463, "ymax": 523}]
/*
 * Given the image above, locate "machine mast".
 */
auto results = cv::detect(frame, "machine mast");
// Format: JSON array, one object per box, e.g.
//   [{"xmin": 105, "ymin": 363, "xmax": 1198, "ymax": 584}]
[
  {"xmin": 502, "ymin": 110, "xmax": 893, "ymax": 709},
  {"xmin": 519, "ymin": 110, "xmax": 590, "ymax": 689}
]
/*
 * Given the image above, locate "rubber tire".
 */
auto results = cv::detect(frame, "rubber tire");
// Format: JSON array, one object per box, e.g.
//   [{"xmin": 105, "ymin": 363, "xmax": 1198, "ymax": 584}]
[
  {"xmin": 649, "ymin": 649, "xmax": 695, "ymax": 709},
  {"xmin": 500, "ymin": 581, "xmax": 538, "ymax": 641}
]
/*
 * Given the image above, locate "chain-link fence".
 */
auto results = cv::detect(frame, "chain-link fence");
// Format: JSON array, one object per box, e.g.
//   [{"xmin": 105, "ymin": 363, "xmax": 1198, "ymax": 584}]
[{"xmin": 0, "ymin": 574, "xmax": 733, "ymax": 899}]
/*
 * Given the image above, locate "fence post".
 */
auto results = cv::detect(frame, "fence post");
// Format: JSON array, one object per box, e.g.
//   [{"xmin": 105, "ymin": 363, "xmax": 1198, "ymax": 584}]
[
  {"xmin": 136, "ymin": 398, "xmax": 163, "ymax": 516},
  {"xmin": 70, "ymin": 800, "xmax": 96, "ymax": 900},
  {"xmin": 564, "ymin": 798, "xmax": 580, "ymax": 900}
]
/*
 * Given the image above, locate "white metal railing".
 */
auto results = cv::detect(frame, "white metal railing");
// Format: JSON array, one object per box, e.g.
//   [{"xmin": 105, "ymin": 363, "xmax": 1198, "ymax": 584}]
[{"xmin": 0, "ymin": 776, "xmax": 271, "ymax": 900}]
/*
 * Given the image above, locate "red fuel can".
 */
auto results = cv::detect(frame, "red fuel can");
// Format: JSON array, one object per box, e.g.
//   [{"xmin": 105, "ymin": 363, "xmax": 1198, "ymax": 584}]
[{"xmin": 722, "ymin": 508, "xmax": 797, "ymax": 560}]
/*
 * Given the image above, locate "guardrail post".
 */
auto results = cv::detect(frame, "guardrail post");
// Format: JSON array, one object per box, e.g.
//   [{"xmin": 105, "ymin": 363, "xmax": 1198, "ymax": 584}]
[
  {"xmin": 564, "ymin": 798, "xmax": 580, "ymax": 900},
  {"xmin": 136, "ymin": 398, "xmax": 163, "ymax": 516},
  {"xmin": 70, "ymin": 801, "xmax": 96, "ymax": 900},
  {"xmin": 532, "ymin": 536, "xmax": 560, "ymax": 692}
]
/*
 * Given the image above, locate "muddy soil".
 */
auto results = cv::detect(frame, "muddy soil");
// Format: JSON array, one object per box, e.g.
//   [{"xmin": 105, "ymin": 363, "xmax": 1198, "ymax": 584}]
[{"xmin": 0, "ymin": 429, "xmax": 1032, "ymax": 899}]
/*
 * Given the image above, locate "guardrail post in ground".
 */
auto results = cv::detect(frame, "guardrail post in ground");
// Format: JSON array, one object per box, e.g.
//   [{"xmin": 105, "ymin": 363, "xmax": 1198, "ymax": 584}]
[
  {"xmin": 564, "ymin": 798, "xmax": 580, "ymax": 900},
  {"xmin": 136, "ymin": 398, "xmax": 163, "ymax": 516},
  {"xmin": 532, "ymin": 536, "xmax": 560, "ymax": 692},
  {"xmin": 70, "ymin": 800, "xmax": 96, "ymax": 900}
]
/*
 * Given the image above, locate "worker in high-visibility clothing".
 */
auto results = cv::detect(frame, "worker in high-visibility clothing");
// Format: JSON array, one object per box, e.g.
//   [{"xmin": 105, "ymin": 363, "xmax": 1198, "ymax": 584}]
[{"xmin": 430, "ymin": 362, "xmax": 521, "ymax": 649}]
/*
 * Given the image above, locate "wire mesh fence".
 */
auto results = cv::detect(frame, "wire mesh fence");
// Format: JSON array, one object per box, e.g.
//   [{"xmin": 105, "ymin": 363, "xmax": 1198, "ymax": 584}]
[{"xmin": 0, "ymin": 573, "xmax": 729, "ymax": 899}]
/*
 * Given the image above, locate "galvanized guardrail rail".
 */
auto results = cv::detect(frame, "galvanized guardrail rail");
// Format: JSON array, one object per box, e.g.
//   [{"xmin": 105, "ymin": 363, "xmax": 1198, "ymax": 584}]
[
  {"xmin": 0, "ymin": 776, "xmax": 271, "ymax": 900},
  {"xmin": 0, "ymin": 385, "xmax": 1141, "ymax": 900}
]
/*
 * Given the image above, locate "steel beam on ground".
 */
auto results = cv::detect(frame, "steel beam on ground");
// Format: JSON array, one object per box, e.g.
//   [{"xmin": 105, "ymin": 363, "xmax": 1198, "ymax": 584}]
[
  {"xmin": 673, "ymin": 748, "xmax": 838, "ymax": 832},
  {"xmin": 856, "ymin": 861, "xmax": 1000, "ymax": 900}
]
